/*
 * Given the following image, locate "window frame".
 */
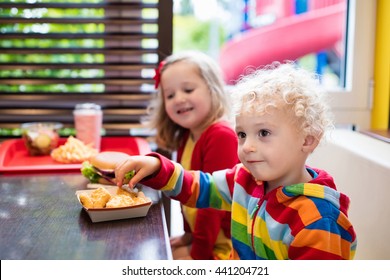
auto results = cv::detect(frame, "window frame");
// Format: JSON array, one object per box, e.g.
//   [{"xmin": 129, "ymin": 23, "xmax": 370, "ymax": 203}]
[{"xmin": 328, "ymin": 0, "xmax": 376, "ymax": 130}]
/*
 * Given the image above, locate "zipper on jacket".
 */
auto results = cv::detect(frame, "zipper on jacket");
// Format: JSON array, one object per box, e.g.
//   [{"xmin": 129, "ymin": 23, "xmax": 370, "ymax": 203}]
[{"xmin": 250, "ymin": 199, "xmax": 263, "ymax": 254}]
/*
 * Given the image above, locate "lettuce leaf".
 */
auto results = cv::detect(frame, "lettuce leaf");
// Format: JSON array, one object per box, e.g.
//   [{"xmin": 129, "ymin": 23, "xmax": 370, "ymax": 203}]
[
  {"xmin": 124, "ymin": 170, "xmax": 135, "ymax": 181},
  {"xmin": 80, "ymin": 161, "xmax": 101, "ymax": 183},
  {"xmin": 81, "ymin": 161, "xmax": 135, "ymax": 184}
]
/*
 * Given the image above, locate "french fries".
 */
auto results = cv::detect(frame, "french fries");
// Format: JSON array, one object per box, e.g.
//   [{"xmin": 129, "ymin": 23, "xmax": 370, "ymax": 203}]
[{"xmin": 51, "ymin": 136, "xmax": 98, "ymax": 163}]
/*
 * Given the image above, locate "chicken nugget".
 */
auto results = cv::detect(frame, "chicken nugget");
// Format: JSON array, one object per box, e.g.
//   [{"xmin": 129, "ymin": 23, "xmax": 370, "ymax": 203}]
[
  {"xmin": 106, "ymin": 195, "xmax": 134, "ymax": 208},
  {"xmin": 79, "ymin": 193, "xmax": 94, "ymax": 208},
  {"xmin": 90, "ymin": 187, "xmax": 112, "ymax": 208},
  {"xmin": 133, "ymin": 192, "xmax": 148, "ymax": 204},
  {"xmin": 116, "ymin": 187, "xmax": 138, "ymax": 198}
]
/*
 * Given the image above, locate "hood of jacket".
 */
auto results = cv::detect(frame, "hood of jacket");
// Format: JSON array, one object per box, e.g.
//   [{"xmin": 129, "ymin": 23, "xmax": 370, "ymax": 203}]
[{"xmin": 280, "ymin": 167, "xmax": 351, "ymax": 216}]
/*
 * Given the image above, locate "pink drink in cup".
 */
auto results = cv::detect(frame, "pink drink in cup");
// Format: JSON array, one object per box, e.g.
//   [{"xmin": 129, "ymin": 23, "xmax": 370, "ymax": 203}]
[{"xmin": 73, "ymin": 103, "xmax": 103, "ymax": 151}]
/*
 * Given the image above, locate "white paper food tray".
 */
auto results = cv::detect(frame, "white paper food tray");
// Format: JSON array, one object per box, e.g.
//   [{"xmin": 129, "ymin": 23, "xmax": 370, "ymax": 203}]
[{"xmin": 75, "ymin": 186, "xmax": 152, "ymax": 223}]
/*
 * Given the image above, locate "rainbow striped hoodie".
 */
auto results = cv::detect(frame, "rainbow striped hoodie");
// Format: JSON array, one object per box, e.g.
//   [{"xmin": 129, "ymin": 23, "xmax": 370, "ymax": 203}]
[{"xmin": 142, "ymin": 153, "xmax": 357, "ymax": 260}]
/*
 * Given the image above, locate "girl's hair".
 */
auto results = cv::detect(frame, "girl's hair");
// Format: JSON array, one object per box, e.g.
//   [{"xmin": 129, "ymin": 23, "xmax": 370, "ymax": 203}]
[
  {"xmin": 144, "ymin": 51, "xmax": 229, "ymax": 151},
  {"xmin": 231, "ymin": 61, "xmax": 334, "ymax": 141}
]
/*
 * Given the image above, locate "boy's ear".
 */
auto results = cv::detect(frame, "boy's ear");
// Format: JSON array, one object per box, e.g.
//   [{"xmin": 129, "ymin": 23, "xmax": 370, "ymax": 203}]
[{"xmin": 302, "ymin": 135, "xmax": 319, "ymax": 153}]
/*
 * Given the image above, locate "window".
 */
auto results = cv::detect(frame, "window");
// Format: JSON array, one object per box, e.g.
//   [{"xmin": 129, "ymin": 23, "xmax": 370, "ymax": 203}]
[
  {"xmin": 330, "ymin": 0, "xmax": 376, "ymax": 130},
  {"xmin": 172, "ymin": 0, "xmax": 376, "ymax": 130},
  {"xmin": 0, "ymin": 0, "xmax": 173, "ymax": 137}
]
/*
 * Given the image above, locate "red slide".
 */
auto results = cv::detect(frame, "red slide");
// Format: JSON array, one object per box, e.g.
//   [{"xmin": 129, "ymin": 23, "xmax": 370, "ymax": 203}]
[{"xmin": 219, "ymin": 3, "xmax": 346, "ymax": 84}]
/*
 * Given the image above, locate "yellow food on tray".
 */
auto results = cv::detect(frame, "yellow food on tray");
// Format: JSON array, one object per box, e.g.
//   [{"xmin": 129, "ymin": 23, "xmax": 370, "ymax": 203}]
[
  {"xmin": 78, "ymin": 193, "xmax": 94, "ymax": 208},
  {"xmin": 90, "ymin": 187, "xmax": 112, "ymax": 208},
  {"xmin": 51, "ymin": 136, "xmax": 98, "ymax": 163},
  {"xmin": 79, "ymin": 186, "xmax": 149, "ymax": 209},
  {"xmin": 115, "ymin": 187, "xmax": 149, "ymax": 205},
  {"xmin": 106, "ymin": 195, "xmax": 134, "ymax": 208}
]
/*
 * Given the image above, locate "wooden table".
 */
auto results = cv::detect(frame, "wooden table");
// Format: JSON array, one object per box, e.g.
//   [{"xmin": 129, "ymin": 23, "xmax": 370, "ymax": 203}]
[{"xmin": 0, "ymin": 173, "xmax": 172, "ymax": 260}]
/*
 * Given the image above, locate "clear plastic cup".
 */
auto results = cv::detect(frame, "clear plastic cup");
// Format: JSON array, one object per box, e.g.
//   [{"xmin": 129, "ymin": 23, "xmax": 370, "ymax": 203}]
[{"xmin": 73, "ymin": 103, "xmax": 103, "ymax": 151}]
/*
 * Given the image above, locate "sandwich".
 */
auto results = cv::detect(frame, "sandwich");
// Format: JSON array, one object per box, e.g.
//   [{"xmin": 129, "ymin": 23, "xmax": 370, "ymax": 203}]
[{"xmin": 81, "ymin": 151, "xmax": 135, "ymax": 185}]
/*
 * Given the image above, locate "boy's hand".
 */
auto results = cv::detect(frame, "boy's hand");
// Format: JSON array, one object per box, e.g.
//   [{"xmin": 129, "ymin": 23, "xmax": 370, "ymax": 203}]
[{"xmin": 115, "ymin": 155, "xmax": 161, "ymax": 188}]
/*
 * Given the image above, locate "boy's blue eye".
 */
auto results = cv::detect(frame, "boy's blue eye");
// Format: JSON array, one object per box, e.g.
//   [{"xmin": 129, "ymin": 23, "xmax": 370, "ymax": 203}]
[{"xmin": 258, "ymin": 130, "xmax": 270, "ymax": 137}]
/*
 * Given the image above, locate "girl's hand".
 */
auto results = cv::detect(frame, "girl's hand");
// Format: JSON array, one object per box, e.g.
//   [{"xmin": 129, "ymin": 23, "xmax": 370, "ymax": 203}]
[{"xmin": 115, "ymin": 155, "xmax": 161, "ymax": 187}]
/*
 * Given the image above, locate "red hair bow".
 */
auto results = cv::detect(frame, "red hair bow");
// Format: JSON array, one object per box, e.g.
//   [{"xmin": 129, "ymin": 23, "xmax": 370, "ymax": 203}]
[{"xmin": 153, "ymin": 60, "xmax": 166, "ymax": 89}]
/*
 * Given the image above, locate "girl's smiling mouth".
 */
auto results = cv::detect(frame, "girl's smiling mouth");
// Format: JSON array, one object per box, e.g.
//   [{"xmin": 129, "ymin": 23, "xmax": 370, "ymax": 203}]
[{"xmin": 177, "ymin": 107, "xmax": 193, "ymax": 114}]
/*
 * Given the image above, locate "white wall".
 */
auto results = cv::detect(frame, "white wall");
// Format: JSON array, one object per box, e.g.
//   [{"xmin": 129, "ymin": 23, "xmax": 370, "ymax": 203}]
[{"xmin": 307, "ymin": 129, "xmax": 390, "ymax": 260}]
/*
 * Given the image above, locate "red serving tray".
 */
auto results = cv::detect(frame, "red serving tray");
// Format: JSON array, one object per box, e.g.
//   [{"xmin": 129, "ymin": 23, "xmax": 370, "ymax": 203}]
[{"xmin": 0, "ymin": 137, "xmax": 151, "ymax": 174}]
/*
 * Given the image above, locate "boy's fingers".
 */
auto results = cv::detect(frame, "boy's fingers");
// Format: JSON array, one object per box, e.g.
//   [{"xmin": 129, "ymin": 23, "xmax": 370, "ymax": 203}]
[
  {"xmin": 115, "ymin": 156, "xmax": 160, "ymax": 187},
  {"xmin": 129, "ymin": 169, "xmax": 148, "ymax": 187},
  {"xmin": 115, "ymin": 159, "xmax": 134, "ymax": 186}
]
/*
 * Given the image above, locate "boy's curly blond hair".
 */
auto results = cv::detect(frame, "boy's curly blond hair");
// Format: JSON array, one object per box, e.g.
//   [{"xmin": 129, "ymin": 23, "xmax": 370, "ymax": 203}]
[{"xmin": 231, "ymin": 61, "xmax": 334, "ymax": 141}]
